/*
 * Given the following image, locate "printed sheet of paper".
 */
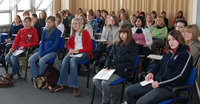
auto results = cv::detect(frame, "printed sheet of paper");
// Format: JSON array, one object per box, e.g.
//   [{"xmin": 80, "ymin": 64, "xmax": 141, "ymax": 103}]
[
  {"xmin": 140, "ymin": 79, "xmax": 154, "ymax": 86},
  {"xmin": 93, "ymin": 69, "xmax": 116, "ymax": 80},
  {"xmin": 12, "ymin": 50, "xmax": 24, "ymax": 56},
  {"xmin": 70, "ymin": 54, "xmax": 83, "ymax": 57}
]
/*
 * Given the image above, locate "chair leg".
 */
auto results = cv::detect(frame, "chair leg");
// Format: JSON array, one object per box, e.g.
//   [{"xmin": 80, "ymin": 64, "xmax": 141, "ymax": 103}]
[
  {"xmin": 120, "ymin": 83, "xmax": 125, "ymax": 103},
  {"xmin": 4, "ymin": 61, "xmax": 8, "ymax": 73},
  {"xmin": 91, "ymin": 85, "xmax": 96, "ymax": 104},
  {"xmin": 87, "ymin": 62, "xmax": 90, "ymax": 88}
]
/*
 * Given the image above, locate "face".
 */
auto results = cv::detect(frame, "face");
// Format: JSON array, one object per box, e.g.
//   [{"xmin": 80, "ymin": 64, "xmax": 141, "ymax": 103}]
[
  {"xmin": 130, "ymin": 16, "xmax": 136, "ymax": 23},
  {"xmin": 103, "ymin": 13, "xmax": 107, "ymax": 19},
  {"xmin": 107, "ymin": 15, "xmax": 111, "ymax": 21},
  {"xmin": 46, "ymin": 19, "xmax": 55, "ymax": 28},
  {"xmin": 176, "ymin": 22, "xmax": 185, "ymax": 33},
  {"xmin": 59, "ymin": 13, "xmax": 64, "ymax": 19},
  {"xmin": 40, "ymin": 11, "xmax": 45, "ymax": 19},
  {"xmin": 97, "ymin": 11, "xmax": 100, "ymax": 15},
  {"xmin": 120, "ymin": 15, "xmax": 125, "ymax": 20},
  {"xmin": 136, "ymin": 19, "xmax": 142, "ymax": 27},
  {"xmin": 178, "ymin": 12, "xmax": 182, "ymax": 17},
  {"xmin": 54, "ymin": 15, "xmax": 59, "ymax": 23},
  {"xmin": 185, "ymin": 31, "xmax": 193, "ymax": 41},
  {"xmin": 146, "ymin": 15, "xmax": 151, "ymax": 22},
  {"xmin": 31, "ymin": 16, "xmax": 37, "ymax": 24},
  {"xmin": 168, "ymin": 35, "xmax": 179, "ymax": 50},
  {"xmin": 161, "ymin": 13, "xmax": 166, "ymax": 18},
  {"xmin": 140, "ymin": 14, "xmax": 144, "ymax": 17},
  {"xmin": 120, "ymin": 10, "xmax": 124, "ymax": 14},
  {"xmin": 151, "ymin": 13, "xmax": 155, "ymax": 18},
  {"xmin": 23, "ymin": 14, "xmax": 29, "ymax": 17},
  {"xmin": 87, "ymin": 12, "xmax": 93, "ymax": 20},
  {"xmin": 136, "ymin": 13, "xmax": 140, "ymax": 17},
  {"xmin": 120, "ymin": 32, "xmax": 127, "ymax": 41},
  {"xmin": 156, "ymin": 18, "xmax": 162, "ymax": 26},
  {"xmin": 109, "ymin": 17, "xmax": 115, "ymax": 26},
  {"xmin": 23, "ymin": 19, "xmax": 31, "ymax": 28},
  {"xmin": 116, "ymin": 13, "xmax": 119, "ymax": 17},
  {"xmin": 79, "ymin": 16, "xmax": 84, "ymax": 24},
  {"xmin": 14, "ymin": 16, "xmax": 20, "ymax": 23},
  {"xmin": 78, "ymin": 9, "xmax": 82, "ymax": 14},
  {"xmin": 72, "ymin": 20, "xmax": 80, "ymax": 31}
]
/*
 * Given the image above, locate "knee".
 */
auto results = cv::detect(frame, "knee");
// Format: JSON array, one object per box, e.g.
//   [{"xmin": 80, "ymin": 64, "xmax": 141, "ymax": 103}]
[
  {"xmin": 28, "ymin": 57, "xmax": 34, "ymax": 63},
  {"xmin": 70, "ymin": 58, "xmax": 77, "ymax": 64},
  {"xmin": 101, "ymin": 80, "xmax": 109, "ymax": 87},
  {"xmin": 10, "ymin": 55, "xmax": 17, "ymax": 62},
  {"xmin": 93, "ymin": 79, "xmax": 99, "ymax": 85},
  {"xmin": 39, "ymin": 59, "xmax": 45, "ymax": 65}
]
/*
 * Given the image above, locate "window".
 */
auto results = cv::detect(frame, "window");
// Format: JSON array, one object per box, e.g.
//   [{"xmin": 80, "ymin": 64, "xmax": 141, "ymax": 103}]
[
  {"xmin": 17, "ymin": 0, "xmax": 30, "ymax": 10},
  {"xmin": 0, "ymin": 13, "xmax": 10, "ymax": 25},
  {"xmin": 38, "ymin": 0, "xmax": 53, "ymax": 10},
  {"xmin": 0, "ymin": 0, "xmax": 10, "ymax": 10}
]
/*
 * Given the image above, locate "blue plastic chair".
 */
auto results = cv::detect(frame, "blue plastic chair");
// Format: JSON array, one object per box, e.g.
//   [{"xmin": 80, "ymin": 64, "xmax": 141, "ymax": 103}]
[
  {"xmin": 158, "ymin": 66, "xmax": 196, "ymax": 104},
  {"xmin": 91, "ymin": 54, "xmax": 140, "ymax": 104}
]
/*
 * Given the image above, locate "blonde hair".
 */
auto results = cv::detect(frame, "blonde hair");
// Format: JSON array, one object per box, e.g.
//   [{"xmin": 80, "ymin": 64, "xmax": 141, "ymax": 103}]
[
  {"xmin": 146, "ymin": 14, "xmax": 154, "ymax": 25},
  {"xmin": 154, "ymin": 16, "xmax": 165, "ymax": 27},
  {"xmin": 70, "ymin": 18, "xmax": 84, "ymax": 37},
  {"xmin": 104, "ymin": 14, "xmax": 112, "ymax": 26},
  {"xmin": 78, "ymin": 13, "xmax": 87, "ymax": 25},
  {"xmin": 184, "ymin": 25, "xmax": 200, "ymax": 45}
]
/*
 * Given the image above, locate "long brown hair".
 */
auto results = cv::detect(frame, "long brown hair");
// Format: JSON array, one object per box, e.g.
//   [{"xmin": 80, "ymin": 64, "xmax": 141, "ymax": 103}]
[
  {"xmin": 115, "ymin": 24, "xmax": 136, "ymax": 46},
  {"xmin": 31, "ymin": 13, "xmax": 40, "ymax": 27},
  {"xmin": 165, "ymin": 30, "xmax": 185, "ymax": 54},
  {"xmin": 70, "ymin": 18, "xmax": 84, "ymax": 37},
  {"xmin": 107, "ymin": 15, "xmax": 119, "ymax": 27},
  {"xmin": 12, "ymin": 15, "xmax": 22, "ymax": 24},
  {"xmin": 184, "ymin": 25, "xmax": 200, "ymax": 45},
  {"xmin": 78, "ymin": 13, "xmax": 87, "ymax": 25}
]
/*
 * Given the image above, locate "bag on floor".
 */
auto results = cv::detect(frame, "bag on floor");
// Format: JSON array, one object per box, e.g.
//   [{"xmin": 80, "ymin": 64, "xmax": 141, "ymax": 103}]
[
  {"xmin": 33, "ymin": 75, "xmax": 48, "ymax": 89},
  {"xmin": 45, "ymin": 65, "xmax": 60, "ymax": 88}
]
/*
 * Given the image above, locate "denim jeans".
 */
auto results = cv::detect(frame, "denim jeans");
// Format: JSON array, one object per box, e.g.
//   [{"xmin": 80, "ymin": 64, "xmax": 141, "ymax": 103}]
[
  {"xmin": 93, "ymin": 74, "xmax": 121, "ymax": 103},
  {"xmin": 125, "ymin": 83, "xmax": 172, "ymax": 104},
  {"xmin": 28, "ymin": 52, "xmax": 57, "ymax": 78},
  {"xmin": 57, "ymin": 53, "xmax": 88, "ymax": 87},
  {"xmin": 5, "ymin": 47, "xmax": 27, "ymax": 74}
]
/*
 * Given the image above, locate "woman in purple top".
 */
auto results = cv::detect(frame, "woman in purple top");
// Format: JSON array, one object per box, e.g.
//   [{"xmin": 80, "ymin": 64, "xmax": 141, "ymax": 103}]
[{"xmin": 132, "ymin": 16, "xmax": 153, "ymax": 71}]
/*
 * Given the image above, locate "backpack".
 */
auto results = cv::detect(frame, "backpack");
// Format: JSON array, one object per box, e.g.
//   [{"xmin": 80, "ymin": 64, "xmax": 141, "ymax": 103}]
[
  {"xmin": 45, "ymin": 65, "xmax": 60, "ymax": 88},
  {"xmin": 33, "ymin": 75, "xmax": 48, "ymax": 89},
  {"xmin": 129, "ymin": 60, "xmax": 142, "ymax": 81}
]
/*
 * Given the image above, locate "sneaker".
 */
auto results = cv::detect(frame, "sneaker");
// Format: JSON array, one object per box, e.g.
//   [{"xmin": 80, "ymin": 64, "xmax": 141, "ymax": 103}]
[
  {"xmin": 110, "ymin": 95, "xmax": 118, "ymax": 104},
  {"xmin": 73, "ymin": 87, "xmax": 80, "ymax": 97},
  {"xmin": 49, "ymin": 85, "xmax": 64, "ymax": 93}
]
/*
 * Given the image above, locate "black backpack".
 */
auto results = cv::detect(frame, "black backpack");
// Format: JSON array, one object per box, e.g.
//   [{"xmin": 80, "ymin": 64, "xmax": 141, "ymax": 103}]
[{"xmin": 45, "ymin": 65, "xmax": 60, "ymax": 88}]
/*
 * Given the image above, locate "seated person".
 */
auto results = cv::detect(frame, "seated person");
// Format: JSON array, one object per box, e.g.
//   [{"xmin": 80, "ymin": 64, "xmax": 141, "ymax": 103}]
[
  {"xmin": 132, "ymin": 16, "xmax": 153, "ymax": 71},
  {"xmin": 184, "ymin": 25, "xmax": 200, "ymax": 66},
  {"xmin": 59, "ymin": 11, "xmax": 69, "ymax": 36},
  {"xmin": 6, "ymin": 15, "xmax": 24, "ymax": 43},
  {"xmin": 175, "ymin": 20, "xmax": 188, "ymax": 36},
  {"xmin": 28, "ymin": 16, "xmax": 61, "ymax": 79},
  {"xmin": 130, "ymin": 14, "xmax": 136, "ymax": 27},
  {"xmin": 119, "ymin": 13, "xmax": 131, "ymax": 26},
  {"xmin": 93, "ymin": 24, "xmax": 138, "ymax": 104},
  {"xmin": 173, "ymin": 11, "xmax": 185, "ymax": 26},
  {"xmin": 65, "ymin": 9, "xmax": 74, "ymax": 24},
  {"xmin": 5, "ymin": 17, "xmax": 38, "ymax": 79},
  {"xmin": 95, "ymin": 16, "xmax": 119, "ymax": 71},
  {"xmin": 125, "ymin": 30, "xmax": 193, "ymax": 104},
  {"xmin": 31, "ymin": 13, "xmax": 43, "ymax": 42},
  {"xmin": 87, "ymin": 10, "xmax": 98, "ymax": 33},
  {"xmin": 49, "ymin": 18, "xmax": 92, "ymax": 97},
  {"xmin": 39, "ymin": 10, "xmax": 47, "ymax": 27},
  {"xmin": 150, "ymin": 16, "xmax": 168, "ymax": 54},
  {"xmin": 54, "ymin": 13, "xmax": 65, "ymax": 36}
]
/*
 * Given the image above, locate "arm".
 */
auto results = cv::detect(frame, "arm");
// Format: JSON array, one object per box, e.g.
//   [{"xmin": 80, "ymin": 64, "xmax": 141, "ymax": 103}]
[
  {"xmin": 173, "ymin": 17, "xmax": 176, "ymax": 26},
  {"xmin": 66, "ymin": 37, "xmax": 74, "ymax": 50},
  {"xmin": 103, "ymin": 44, "xmax": 114, "ymax": 69},
  {"xmin": 38, "ymin": 30, "xmax": 46, "ymax": 56},
  {"xmin": 7, "ymin": 25, "xmax": 13, "ymax": 39},
  {"xmin": 11, "ymin": 30, "xmax": 21, "ymax": 50},
  {"xmin": 101, "ymin": 26, "xmax": 107, "ymax": 40},
  {"xmin": 154, "ymin": 27, "xmax": 168, "ymax": 39},
  {"xmin": 23, "ymin": 29, "xmax": 38, "ymax": 49}
]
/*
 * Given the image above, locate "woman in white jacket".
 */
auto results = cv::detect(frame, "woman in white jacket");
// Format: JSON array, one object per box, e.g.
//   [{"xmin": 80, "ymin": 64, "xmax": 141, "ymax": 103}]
[
  {"xmin": 132, "ymin": 16, "xmax": 153, "ymax": 71},
  {"xmin": 78, "ymin": 13, "xmax": 94, "ymax": 39}
]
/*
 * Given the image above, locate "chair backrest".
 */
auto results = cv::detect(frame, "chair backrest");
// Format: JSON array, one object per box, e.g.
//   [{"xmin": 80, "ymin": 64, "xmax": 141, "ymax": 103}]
[
  {"xmin": 195, "ymin": 54, "xmax": 200, "ymax": 69},
  {"xmin": 131, "ymin": 54, "xmax": 139, "ymax": 72},
  {"xmin": 185, "ymin": 66, "xmax": 196, "ymax": 91},
  {"xmin": 91, "ymin": 39, "xmax": 96, "ymax": 54},
  {"xmin": 58, "ymin": 37, "xmax": 65, "ymax": 49}
]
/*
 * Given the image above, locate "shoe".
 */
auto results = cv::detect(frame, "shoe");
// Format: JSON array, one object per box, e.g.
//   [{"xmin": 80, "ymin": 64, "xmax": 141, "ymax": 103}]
[
  {"xmin": 0, "ymin": 77, "xmax": 13, "ymax": 87},
  {"xmin": 4, "ymin": 73, "xmax": 14, "ymax": 80},
  {"xmin": 73, "ymin": 87, "xmax": 80, "ymax": 97},
  {"xmin": 95, "ymin": 66, "xmax": 100, "ymax": 73},
  {"xmin": 49, "ymin": 85, "xmax": 64, "ymax": 93},
  {"xmin": 110, "ymin": 95, "xmax": 118, "ymax": 104},
  {"xmin": 17, "ymin": 68, "xmax": 22, "ymax": 78}
]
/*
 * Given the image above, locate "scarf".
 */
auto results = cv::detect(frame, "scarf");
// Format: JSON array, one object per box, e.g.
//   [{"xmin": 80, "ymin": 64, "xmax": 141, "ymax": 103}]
[{"xmin": 47, "ymin": 25, "xmax": 56, "ymax": 37}]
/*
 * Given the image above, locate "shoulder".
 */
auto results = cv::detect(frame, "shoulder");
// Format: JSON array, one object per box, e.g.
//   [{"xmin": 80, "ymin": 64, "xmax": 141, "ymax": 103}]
[{"xmin": 31, "ymin": 27, "xmax": 37, "ymax": 32}]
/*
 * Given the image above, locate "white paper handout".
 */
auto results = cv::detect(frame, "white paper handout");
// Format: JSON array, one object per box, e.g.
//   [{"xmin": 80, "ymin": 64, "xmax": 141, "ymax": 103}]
[
  {"xmin": 147, "ymin": 54, "xmax": 163, "ymax": 60},
  {"xmin": 12, "ymin": 50, "xmax": 24, "ymax": 56},
  {"xmin": 140, "ymin": 79, "xmax": 154, "ymax": 86},
  {"xmin": 93, "ymin": 69, "xmax": 116, "ymax": 80},
  {"xmin": 70, "ymin": 53, "xmax": 83, "ymax": 57}
]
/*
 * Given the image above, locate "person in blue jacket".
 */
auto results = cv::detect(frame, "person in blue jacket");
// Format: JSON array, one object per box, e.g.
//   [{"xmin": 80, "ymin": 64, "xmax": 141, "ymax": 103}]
[
  {"xmin": 6, "ymin": 15, "xmax": 24, "ymax": 43},
  {"xmin": 28, "ymin": 16, "xmax": 61, "ymax": 79},
  {"xmin": 87, "ymin": 10, "xmax": 98, "ymax": 33},
  {"xmin": 125, "ymin": 30, "xmax": 193, "ymax": 104},
  {"xmin": 31, "ymin": 13, "xmax": 43, "ymax": 43}
]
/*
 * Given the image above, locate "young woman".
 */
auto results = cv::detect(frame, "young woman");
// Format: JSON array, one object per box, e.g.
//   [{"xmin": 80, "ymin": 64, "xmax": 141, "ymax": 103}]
[
  {"xmin": 119, "ymin": 13, "xmax": 131, "ymax": 26},
  {"xmin": 5, "ymin": 17, "xmax": 38, "ymax": 79},
  {"xmin": 31, "ymin": 13, "xmax": 43, "ymax": 42},
  {"xmin": 173, "ymin": 11, "xmax": 186, "ymax": 26},
  {"xmin": 184, "ymin": 25, "xmax": 200, "ymax": 66},
  {"xmin": 49, "ymin": 18, "xmax": 92, "ymax": 97},
  {"xmin": 98, "ymin": 15, "xmax": 105, "ymax": 32},
  {"xmin": 29, "ymin": 16, "xmax": 61, "ymax": 79},
  {"xmin": 22, "ymin": 10, "xmax": 30, "ymax": 18},
  {"xmin": 132, "ymin": 16, "xmax": 153, "ymax": 71},
  {"xmin": 87, "ymin": 10, "xmax": 98, "ymax": 33},
  {"xmin": 175, "ymin": 20, "xmax": 188, "ymax": 36},
  {"xmin": 95, "ymin": 16, "xmax": 119, "ymax": 66},
  {"xmin": 136, "ymin": 11, "xmax": 140, "ymax": 17},
  {"xmin": 54, "ymin": 13, "xmax": 64, "ymax": 36},
  {"xmin": 59, "ymin": 11, "xmax": 69, "ymax": 36},
  {"xmin": 39, "ymin": 10, "xmax": 47, "ymax": 27},
  {"xmin": 151, "ymin": 11, "xmax": 157, "ymax": 22},
  {"xmin": 75, "ymin": 8, "xmax": 83, "ymax": 18},
  {"xmin": 130, "ymin": 14, "xmax": 136, "ymax": 27},
  {"xmin": 161, "ymin": 11, "xmax": 168, "ymax": 28},
  {"xmin": 115, "ymin": 11, "xmax": 121, "ymax": 22},
  {"xmin": 103, "ymin": 11, "xmax": 108, "ymax": 24},
  {"xmin": 111, "ymin": 11, "xmax": 115, "ymax": 16},
  {"xmin": 78, "ymin": 13, "xmax": 94, "ymax": 39},
  {"xmin": 65, "ymin": 9, "xmax": 75, "ymax": 24},
  {"xmin": 146, "ymin": 14, "xmax": 154, "ymax": 29},
  {"xmin": 140, "ymin": 12, "xmax": 145, "ymax": 19},
  {"xmin": 104, "ymin": 14, "xmax": 112, "ymax": 26},
  {"xmin": 6, "ymin": 15, "xmax": 24, "ymax": 43},
  {"xmin": 125, "ymin": 30, "xmax": 193, "ymax": 104},
  {"xmin": 150, "ymin": 16, "xmax": 168, "ymax": 54},
  {"xmin": 93, "ymin": 24, "xmax": 138, "ymax": 104}
]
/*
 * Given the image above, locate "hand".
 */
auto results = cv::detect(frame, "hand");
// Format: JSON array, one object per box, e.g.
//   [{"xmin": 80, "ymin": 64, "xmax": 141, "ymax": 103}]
[
  {"xmin": 9, "ymin": 48, "xmax": 14, "ymax": 52},
  {"xmin": 6, "ymin": 39, "xmax": 11, "ymax": 43},
  {"xmin": 106, "ymin": 42, "xmax": 113, "ymax": 48},
  {"xmin": 145, "ymin": 73, "xmax": 154, "ymax": 81},
  {"xmin": 159, "ymin": 32, "xmax": 161, "ymax": 35},
  {"xmin": 151, "ymin": 81, "xmax": 159, "ymax": 89},
  {"xmin": 67, "ymin": 49, "xmax": 74, "ymax": 55},
  {"xmin": 18, "ymin": 46, "xmax": 24, "ymax": 50},
  {"xmin": 105, "ymin": 68, "xmax": 111, "ymax": 71},
  {"xmin": 143, "ymin": 44, "xmax": 148, "ymax": 47},
  {"xmin": 38, "ymin": 55, "xmax": 41, "ymax": 59}
]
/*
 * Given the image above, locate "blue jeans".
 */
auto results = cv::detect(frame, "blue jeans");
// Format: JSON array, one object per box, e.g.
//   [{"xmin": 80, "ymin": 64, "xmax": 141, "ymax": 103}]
[
  {"xmin": 125, "ymin": 83, "xmax": 172, "ymax": 104},
  {"xmin": 5, "ymin": 47, "xmax": 27, "ymax": 74},
  {"xmin": 57, "ymin": 53, "xmax": 88, "ymax": 87},
  {"xmin": 28, "ymin": 52, "xmax": 57, "ymax": 78}
]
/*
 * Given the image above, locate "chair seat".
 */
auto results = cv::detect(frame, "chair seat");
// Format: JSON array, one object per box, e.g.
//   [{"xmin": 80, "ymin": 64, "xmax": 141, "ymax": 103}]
[
  {"xmin": 36, "ymin": 58, "xmax": 55, "ymax": 64},
  {"xmin": 158, "ymin": 97, "xmax": 183, "ymax": 104},
  {"xmin": 110, "ymin": 78, "xmax": 126, "ymax": 85},
  {"xmin": 78, "ymin": 59, "xmax": 89, "ymax": 64}
]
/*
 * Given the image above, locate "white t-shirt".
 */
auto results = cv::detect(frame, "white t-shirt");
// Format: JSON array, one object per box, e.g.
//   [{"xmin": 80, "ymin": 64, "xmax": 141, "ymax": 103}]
[
  {"xmin": 74, "ymin": 32, "xmax": 83, "ymax": 51},
  {"xmin": 57, "ymin": 23, "xmax": 64, "ymax": 36}
]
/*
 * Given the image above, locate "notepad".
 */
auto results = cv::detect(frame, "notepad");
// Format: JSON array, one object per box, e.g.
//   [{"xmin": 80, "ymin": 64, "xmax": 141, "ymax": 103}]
[
  {"xmin": 12, "ymin": 50, "xmax": 24, "ymax": 56},
  {"xmin": 93, "ymin": 69, "xmax": 116, "ymax": 80},
  {"xmin": 70, "ymin": 54, "xmax": 83, "ymax": 57},
  {"xmin": 147, "ymin": 54, "xmax": 163, "ymax": 60},
  {"xmin": 140, "ymin": 79, "xmax": 154, "ymax": 86}
]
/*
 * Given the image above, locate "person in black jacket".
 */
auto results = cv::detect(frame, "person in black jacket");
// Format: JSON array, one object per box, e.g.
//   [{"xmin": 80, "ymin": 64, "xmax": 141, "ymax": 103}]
[
  {"xmin": 93, "ymin": 24, "xmax": 138, "ymax": 104},
  {"xmin": 39, "ymin": 10, "xmax": 47, "ymax": 27},
  {"xmin": 31, "ymin": 13, "xmax": 43, "ymax": 43},
  {"xmin": 125, "ymin": 30, "xmax": 193, "ymax": 104}
]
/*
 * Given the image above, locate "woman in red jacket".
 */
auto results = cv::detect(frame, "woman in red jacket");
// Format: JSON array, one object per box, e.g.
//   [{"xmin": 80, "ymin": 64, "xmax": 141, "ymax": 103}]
[
  {"xmin": 5, "ymin": 16, "xmax": 38, "ymax": 79},
  {"xmin": 50, "ymin": 18, "xmax": 92, "ymax": 97},
  {"xmin": 173, "ymin": 11, "xmax": 185, "ymax": 26}
]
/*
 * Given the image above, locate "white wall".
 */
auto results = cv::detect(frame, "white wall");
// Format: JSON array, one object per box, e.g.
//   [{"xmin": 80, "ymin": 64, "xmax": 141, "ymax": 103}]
[{"xmin": 187, "ymin": 0, "xmax": 197, "ymax": 24}]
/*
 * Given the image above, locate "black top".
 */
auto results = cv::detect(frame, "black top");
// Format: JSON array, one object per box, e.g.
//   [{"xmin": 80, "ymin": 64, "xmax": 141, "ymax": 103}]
[
  {"xmin": 104, "ymin": 42, "xmax": 138, "ymax": 78},
  {"xmin": 135, "ymin": 29, "xmax": 142, "ymax": 34},
  {"xmin": 62, "ymin": 19, "xmax": 70, "ymax": 34},
  {"xmin": 164, "ymin": 18, "xmax": 168, "ymax": 28},
  {"xmin": 39, "ymin": 18, "xmax": 46, "ymax": 27}
]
